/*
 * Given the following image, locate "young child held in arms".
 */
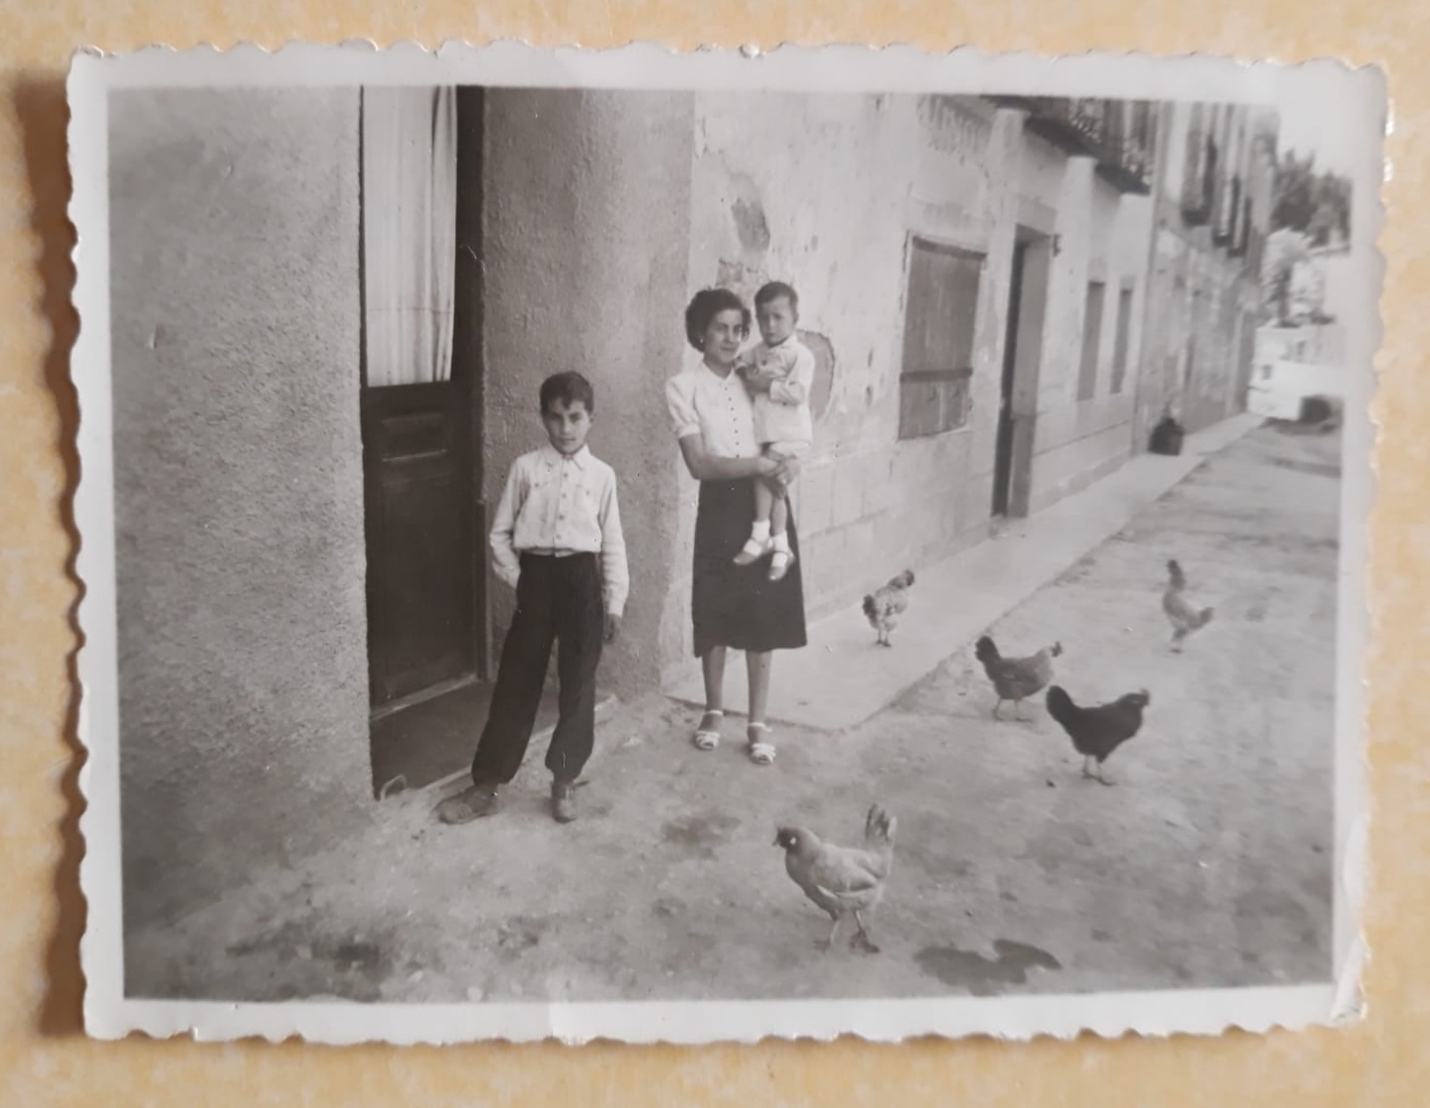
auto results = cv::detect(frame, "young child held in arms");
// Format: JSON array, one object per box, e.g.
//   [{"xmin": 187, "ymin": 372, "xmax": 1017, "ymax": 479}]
[
  {"xmin": 733, "ymin": 281, "xmax": 816, "ymax": 582},
  {"xmin": 437, "ymin": 372, "xmax": 628, "ymax": 826}
]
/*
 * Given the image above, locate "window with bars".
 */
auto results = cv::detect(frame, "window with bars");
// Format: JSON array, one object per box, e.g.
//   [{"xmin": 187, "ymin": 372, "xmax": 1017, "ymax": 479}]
[
  {"xmin": 1077, "ymin": 280, "xmax": 1107, "ymax": 401},
  {"xmin": 897, "ymin": 237, "xmax": 983, "ymax": 439}
]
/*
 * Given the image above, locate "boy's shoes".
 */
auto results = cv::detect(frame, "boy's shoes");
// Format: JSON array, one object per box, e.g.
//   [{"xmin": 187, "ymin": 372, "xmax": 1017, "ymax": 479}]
[
  {"xmin": 551, "ymin": 778, "xmax": 580, "ymax": 823},
  {"xmin": 436, "ymin": 779, "xmax": 583, "ymax": 824},
  {"xmin": 436, "ymin": 783, "xmax": 500, "ymax": 825}
]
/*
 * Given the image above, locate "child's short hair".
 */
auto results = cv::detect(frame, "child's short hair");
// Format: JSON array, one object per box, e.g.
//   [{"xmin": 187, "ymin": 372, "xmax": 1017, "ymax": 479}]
[
  {"xmin": 540, "ymin": 371, "xmax": 595, "ymax": 416},
  {"xmin": 684, "ymin": 287, "xmax": 751, "ymax": 351},
  {"xmin": 755, "ymin": 281, "xmax": 800, "ymax": 313}
]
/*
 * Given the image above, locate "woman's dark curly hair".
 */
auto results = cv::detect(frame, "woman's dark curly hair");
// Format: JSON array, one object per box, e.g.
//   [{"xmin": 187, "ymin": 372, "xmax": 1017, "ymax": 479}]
[{"xmin": 684, "ymin": 287, "xmax": 751, "ymax": 352}]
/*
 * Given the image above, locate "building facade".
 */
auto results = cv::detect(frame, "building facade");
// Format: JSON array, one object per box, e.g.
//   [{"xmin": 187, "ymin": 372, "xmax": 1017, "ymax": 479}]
[
  {"xmin": 1135, "ymin": 101, "xmax": 1279, "ymax": 443},
  {"xmin": 106, "ymin": 86, "xmax": 1273, "ymax": 938}
]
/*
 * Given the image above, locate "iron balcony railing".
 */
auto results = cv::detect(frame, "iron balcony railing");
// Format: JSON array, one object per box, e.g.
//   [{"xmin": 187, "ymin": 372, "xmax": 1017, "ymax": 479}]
[{"xmin": 990, "ymin": 96, "xmax": 1156, "ymax": 194}]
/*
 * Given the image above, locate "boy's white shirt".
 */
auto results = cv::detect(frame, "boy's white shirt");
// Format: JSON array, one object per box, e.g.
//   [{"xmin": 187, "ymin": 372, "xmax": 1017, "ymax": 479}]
[{"xmin": 488, "ymin": 443, "xmax": 630, "ymax": 617}]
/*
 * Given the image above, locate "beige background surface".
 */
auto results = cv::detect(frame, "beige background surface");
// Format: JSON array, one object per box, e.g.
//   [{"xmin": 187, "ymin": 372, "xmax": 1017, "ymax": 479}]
[{"xmin": 0, "ymin": 3, "xmax": 1415, "ymax": 1105}]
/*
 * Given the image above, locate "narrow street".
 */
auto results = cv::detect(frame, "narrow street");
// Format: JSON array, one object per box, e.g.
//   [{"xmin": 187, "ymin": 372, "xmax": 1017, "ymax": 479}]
[{"xmin": 126, "ymin": 422, "xmax": 1341, "ymax": 1004}]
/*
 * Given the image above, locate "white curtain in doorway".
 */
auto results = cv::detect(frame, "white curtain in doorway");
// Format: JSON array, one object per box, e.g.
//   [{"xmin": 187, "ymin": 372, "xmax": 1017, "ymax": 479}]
[{"xmin": 361, "ymin": 86, "xmax": 458, "ymax": 387}]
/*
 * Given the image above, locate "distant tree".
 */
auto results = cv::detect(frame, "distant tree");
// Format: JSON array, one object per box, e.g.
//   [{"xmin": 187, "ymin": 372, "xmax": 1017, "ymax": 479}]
[
  {"xmin": 1260, "ymin": 228, "xmax": 1310, "ymax": 324},
  {"xmin": 1271, "ymin": 150, "xmax": 1352, "ymax": 247}
]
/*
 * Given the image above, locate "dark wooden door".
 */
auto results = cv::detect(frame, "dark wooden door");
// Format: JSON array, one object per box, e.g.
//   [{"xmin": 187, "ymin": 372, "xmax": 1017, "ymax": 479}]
[
  {"xmin": 361, "ymin": 87, "xmax": 486, "ymax": 713},
  {"xmin": 992, "ymin": 241, "xmax": 1028, "ymax": 517},
  {"xmin": 362, "ymin": 382, "xmax": 476, "ymax": 707}
]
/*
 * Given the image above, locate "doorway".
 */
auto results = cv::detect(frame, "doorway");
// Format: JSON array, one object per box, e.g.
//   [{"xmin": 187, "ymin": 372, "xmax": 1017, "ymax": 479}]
[
  {"xmin": 360, "ymin": 87, "xmax": 492, "ymax": 797},
  {"xmin": 992, "ymin": 230, "xmax": 1051, "ymax": 519}
]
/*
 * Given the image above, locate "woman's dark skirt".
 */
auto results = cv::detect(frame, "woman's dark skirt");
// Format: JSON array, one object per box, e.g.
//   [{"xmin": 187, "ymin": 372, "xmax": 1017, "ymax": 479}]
[{"xmin": 691, "ymin": 478, "xmax": 809, "ymax": 659}]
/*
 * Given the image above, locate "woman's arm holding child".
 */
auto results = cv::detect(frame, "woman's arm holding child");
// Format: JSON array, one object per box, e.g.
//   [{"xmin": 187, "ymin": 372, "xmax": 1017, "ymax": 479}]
[
  {"xmin": 677, "ymin": 434, "xmax": 779, "ymax": 482},
  {"xmin": 666, "ymin": 375, "xmax": 777, "ymax": 481},
  {"xmin": 771, "ymin": 453, "xmax": 802, "ymax": 486}
]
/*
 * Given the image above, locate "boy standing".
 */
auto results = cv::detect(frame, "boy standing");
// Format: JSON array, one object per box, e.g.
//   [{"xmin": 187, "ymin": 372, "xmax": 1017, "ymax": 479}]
[{"xmin": 437, "ymin": 372, "xmax": 628, "ymax": 826}]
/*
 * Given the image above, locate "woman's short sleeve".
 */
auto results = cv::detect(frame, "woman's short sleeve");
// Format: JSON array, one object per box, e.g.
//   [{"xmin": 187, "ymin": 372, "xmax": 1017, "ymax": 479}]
[{"xmin": 665, "ymin": 374, "xmax": 701, "ymax": 440}]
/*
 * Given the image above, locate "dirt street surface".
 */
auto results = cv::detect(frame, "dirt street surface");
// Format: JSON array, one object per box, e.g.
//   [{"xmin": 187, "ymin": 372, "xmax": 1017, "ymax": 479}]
[{"xmin": 127, "ymin": 423, "xmax": 1341, "ymax": 1003}]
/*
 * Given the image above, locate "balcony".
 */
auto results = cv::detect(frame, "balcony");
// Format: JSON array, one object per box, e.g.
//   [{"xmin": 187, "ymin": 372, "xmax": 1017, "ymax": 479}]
[
  {"xmin": 990, "ymin": 96, "xmax": 1156, "ymax": 194},
  {"xmin": 1097, "ymin": 101, "xmax": 1157, "ymax": 194}
]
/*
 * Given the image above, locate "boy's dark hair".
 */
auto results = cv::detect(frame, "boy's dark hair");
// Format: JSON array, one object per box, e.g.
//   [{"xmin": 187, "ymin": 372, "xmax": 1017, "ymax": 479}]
[
  {"xmin": 684, "ymin": 287, "xmax": 751, "ymax": 351},
  {"xmin": 755, "ymin": 281, "xmax": 799, "ymax": 313},
  {"xmin": 540, "ymin": 371, "xmax": 596, "ymax": 416}
]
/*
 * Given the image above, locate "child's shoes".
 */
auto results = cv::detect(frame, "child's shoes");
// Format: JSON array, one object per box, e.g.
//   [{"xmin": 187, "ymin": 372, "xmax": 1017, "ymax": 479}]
[
  {"xmin": 733, "ymin": 535, "xmax": 773, "ymax": 566},
  {"xmin": 768, "ymin": 534, "xmax": 795, "ymax": 580}
]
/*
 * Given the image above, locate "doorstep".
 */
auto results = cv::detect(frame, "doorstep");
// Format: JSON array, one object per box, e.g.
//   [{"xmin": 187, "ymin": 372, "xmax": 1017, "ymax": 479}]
[
  {"xmin": 371, "ymin": 680, "xmax": 618, "ymax": 797},
  {"xmin": 664, "ymin": 413, "xmax": 1264, "ymax": 731}
]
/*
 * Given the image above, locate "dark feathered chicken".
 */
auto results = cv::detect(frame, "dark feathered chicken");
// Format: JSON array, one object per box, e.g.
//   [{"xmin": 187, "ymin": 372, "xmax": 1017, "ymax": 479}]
[
  {"xmin": 775, "ymin": 804, "xmax": 897, "ymax": 953},
  {"xmin": 863, "ymin": 570, "xmax": 916, "ymax": 647},
  {"xmin": 974, "ymin": 635, "xmax": 1063, "ymax": 720},
  {"xmin": 1044, "ymin": 685, "xmax": 1150, "ymax": 786}
]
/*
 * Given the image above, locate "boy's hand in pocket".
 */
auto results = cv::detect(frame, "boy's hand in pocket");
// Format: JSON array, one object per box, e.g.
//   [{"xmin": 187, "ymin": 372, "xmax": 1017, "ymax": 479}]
[{"xmin": 604, "ymin": 612, "xmax": 621, "ymax": 644}]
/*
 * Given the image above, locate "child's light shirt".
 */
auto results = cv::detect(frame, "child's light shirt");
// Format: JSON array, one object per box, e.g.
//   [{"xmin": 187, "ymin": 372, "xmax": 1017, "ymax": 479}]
[
  {"xmin": 489, "ymin": 444, "xmax": 630, "ymax": 616},
  {"xmin": 741, "ymin": 335, "xmax": 816, "ymax": 448}
]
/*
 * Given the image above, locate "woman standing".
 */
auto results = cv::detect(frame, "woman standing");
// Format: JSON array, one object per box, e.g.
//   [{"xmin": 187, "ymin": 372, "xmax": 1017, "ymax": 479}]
[{"xmin": 665, "ymin": 288, "xmax": 809, "ymax": 765}]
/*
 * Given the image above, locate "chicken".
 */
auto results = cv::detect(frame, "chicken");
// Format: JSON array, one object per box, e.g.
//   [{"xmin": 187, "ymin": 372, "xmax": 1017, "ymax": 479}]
[
  {"xmin": 974, "ymin": 635, "xmax": 1063, "ymax": 720},
  {"xmin": 1162, "ymin": 559, "xmax": 1214, "ymax": 652},
  {"xmin": 862, "ymin": 570, "xmax": 916, "ymax": 647},
  {"xmin": 1044, "ymin": 685, "xmax": 1150, "ymax": 786},
  {"xmin": 775, "ymin": 804, "xmax": 897, "ymax": 953}
]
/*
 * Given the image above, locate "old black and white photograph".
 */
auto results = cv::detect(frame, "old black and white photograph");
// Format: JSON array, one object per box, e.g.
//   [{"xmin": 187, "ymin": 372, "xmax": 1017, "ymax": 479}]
[{"xmin": 69, "ymin": 44, "xmax": 1380, "ymax": 1044}]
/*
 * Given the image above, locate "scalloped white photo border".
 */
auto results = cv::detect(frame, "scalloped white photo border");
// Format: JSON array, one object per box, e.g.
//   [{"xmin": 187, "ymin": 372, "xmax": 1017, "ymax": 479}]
[{"xmin": 66, "ymin": 40, "xmax": 1384, "ymax": 1046}]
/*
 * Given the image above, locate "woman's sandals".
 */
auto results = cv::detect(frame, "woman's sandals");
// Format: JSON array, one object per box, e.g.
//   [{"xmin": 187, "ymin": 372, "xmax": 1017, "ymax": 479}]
[
  {"xmin": 692, "ymin": 711, "xmax": 776, "ymax": 765},
  {"xmin": 692, "ymin": 709, "xmax": 724, "ymax": 750},
  {"xmin": 746, "ymin": 721, "xmax": 777, "ymax": 765}
]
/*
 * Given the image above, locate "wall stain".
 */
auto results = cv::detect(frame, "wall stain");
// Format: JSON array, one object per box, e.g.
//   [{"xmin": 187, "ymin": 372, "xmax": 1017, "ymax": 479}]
[
  {"xmin": 728, "ymin": 172, "xmax": 771, "ymax": 253},
  {"xmin": 800, "ymin": 329, "xmax": 836, "ymax": 420}
]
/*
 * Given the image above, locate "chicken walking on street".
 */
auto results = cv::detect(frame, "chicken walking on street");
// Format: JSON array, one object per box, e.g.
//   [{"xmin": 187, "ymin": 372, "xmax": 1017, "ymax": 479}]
[
  {"xmin": 974, "ymin": 635, "xmax": 1063, "ymax": 720},
  {"xmin": 862, "ymin": 570, "xmax": 915, "ymax": 647},
  {"xmin": 1045, "ymin": 685, "xmax": 1150, "ymax": 786},
  {"xmin": 1163, "ymin": 558, "xmax": 1214, "ymax": 652},
  {"xmin": 775, "ymin": 804, "xmax": 897, "ymax": 953}
]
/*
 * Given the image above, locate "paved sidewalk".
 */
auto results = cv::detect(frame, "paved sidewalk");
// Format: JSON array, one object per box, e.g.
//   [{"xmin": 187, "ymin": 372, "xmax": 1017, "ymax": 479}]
[{"xmin": 667, "ymin": 413, "xmax": 1265, "ymax": 730}]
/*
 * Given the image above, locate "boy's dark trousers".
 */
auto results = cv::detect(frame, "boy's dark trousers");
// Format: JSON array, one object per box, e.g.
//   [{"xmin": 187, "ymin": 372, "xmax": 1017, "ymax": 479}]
[{"xmin": 471, "ymin": 552, "xmax": 605, "ymax": 787}]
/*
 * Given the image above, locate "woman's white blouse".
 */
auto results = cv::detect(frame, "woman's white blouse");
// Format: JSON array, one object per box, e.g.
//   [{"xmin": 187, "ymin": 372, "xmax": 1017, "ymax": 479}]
[{"xmin": 665, "ymin": 363, "xmax": 760, "ymax": 460}]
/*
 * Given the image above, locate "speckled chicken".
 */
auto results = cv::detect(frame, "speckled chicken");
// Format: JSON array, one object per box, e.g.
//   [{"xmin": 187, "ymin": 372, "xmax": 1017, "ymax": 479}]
[
  {"xmin": 862, "ymin": 570, "xmax": 916, "ymax": 647},
  {"xmin": 1045, "ymin": 685, "xmax": 1150, "ymax": 786},
  {"xmin": 1163, "ymin": 559, "xmax": 1214, "ymax": 651},
  {"xmin": 974, "ymin": 635, "xmax": 1063, "ymax": 720},
  {"xmin": 775, "ymin": 804, "xmax": 897, "ymax": 953}
]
